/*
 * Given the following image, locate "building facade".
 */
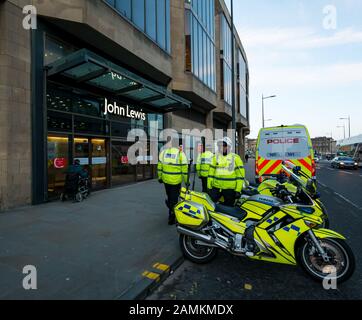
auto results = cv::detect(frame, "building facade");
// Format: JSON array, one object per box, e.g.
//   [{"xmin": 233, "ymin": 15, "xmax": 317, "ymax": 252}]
[
  {"xmin": 311, "ymin": 137, "xmax": 337, "ymax": 156},
  {"xmin": 0, "ymin": 0, "xmax": 250, "ymax": 210}
]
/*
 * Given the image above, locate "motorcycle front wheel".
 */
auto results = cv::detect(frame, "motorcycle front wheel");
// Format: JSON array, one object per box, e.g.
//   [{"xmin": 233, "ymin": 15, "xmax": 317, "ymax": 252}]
[
  {"xmin": 179, "ymin": 234, "xmax": 217, "ymax": 264},
  {"xmin": 297, "ymin": 238, "xmax": 355, "ymax": 283}
]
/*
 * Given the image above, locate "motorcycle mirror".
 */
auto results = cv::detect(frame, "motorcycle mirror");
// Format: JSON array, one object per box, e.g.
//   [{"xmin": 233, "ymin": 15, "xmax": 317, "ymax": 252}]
[{"xmin": 306, "ymin": 179, "xmax": 316, "ymax": 194}]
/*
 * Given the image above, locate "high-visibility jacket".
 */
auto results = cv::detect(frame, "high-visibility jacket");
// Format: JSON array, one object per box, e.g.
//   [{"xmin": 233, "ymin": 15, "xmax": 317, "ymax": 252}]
[
  {"xmin": 158, "ymin": 148, "xmax": 189, "ymax": 185},
  {"xmin": 196, "ymin": 151, "xmax": 214, "ymax": 178},
  {"xmin": 207, "ymin": 153, "xmax": 245, "ymax": 192}
]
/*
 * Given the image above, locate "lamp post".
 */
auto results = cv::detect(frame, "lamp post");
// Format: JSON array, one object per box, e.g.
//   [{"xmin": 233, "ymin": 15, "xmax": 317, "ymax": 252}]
[
  {"xmin": 230, "ymin": 0, "xmax": 236, "ymax": 150},
  {"xmin": 262, "ymin": 95, "xmax": 276, "ymax": 128},
  {"xmin": 337, "ymin": 125, "xmax": 346, "ymax": 140},
  {"xmin": 339, "ymin": 116, "xmax": 351, "ymax": 138}
]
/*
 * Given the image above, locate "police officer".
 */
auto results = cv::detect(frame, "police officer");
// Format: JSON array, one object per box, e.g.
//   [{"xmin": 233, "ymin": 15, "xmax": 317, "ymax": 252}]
[
  {"xmin": 196, "ymin": 144, "xmax": 214, "ymax": 193},
  {"xmin": 158, "ymin": 144, "xmax": 189, "ymax": 225},
  {"xmin": 208, "ymin": 137, "xmax": 245, "ymax": 207}
]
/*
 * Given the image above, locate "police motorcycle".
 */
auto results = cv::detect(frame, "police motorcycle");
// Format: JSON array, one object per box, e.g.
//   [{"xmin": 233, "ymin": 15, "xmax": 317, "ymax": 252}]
[
  {"xmin": 239, "ymin": 161, "xmax": 330, "ymax": 228},
  {"xmin": 175, "ymin": 163, "xmax": 355, "ymax": 283}
]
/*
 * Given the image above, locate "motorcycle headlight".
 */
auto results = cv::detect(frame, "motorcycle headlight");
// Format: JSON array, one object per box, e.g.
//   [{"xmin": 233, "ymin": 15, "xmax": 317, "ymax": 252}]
[
  {"xmin": 297, "ymin": 206, "xmax": 315, "ymax": 214},
  {"xmin": 304, "ymin": 220, "xmax": 318, "ymax": 228}
]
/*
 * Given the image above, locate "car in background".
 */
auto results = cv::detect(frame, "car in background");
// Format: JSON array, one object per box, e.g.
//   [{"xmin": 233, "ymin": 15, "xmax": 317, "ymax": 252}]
[
  {"xmin": 331, "ymin": 156, "xmax": 358, "ymax": 170},
  {"xmin": 315, "ymin": 157, "xmax": 320, "ymax": 163}
]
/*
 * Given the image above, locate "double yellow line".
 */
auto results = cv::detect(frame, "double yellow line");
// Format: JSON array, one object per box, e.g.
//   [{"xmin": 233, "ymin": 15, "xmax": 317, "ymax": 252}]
[{"xmin": 142, "ymin": 263, "xmax": 171, "ymax": 282}]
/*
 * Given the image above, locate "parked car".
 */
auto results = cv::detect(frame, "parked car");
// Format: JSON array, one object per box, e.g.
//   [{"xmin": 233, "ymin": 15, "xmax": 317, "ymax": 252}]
[
  {"xmin": 331, "ymin": 157, "xmax": 358, "ymax": 170},
  {"xmin": 315, "ymin": 157, "xmax": 320, "ymax": 163}
]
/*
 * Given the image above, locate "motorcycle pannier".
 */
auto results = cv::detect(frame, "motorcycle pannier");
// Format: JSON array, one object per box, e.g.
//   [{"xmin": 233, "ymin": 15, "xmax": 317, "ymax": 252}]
[{"xmin": 175, "ymin": 200, "xmax": 209, "ymax": 229}]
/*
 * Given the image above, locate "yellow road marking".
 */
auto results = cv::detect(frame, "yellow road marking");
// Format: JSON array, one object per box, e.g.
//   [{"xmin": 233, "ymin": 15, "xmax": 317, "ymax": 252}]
[
  {"xmin": 244, "ymin": 284, "xmax": 253, "ymax": 290},
  {"xmin": 142, "ymin": 271, "xmax": 160, "ymax": 282},
  {"xmin": 153, "ymin": 263, "xmax": 170, "ymax": 272}
]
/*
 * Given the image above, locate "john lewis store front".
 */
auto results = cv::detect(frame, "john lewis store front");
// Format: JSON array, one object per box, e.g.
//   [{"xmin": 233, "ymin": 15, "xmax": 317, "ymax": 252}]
[{"xmin": 40, "ymin": 49, "xmax": 190, "ymax": 202}]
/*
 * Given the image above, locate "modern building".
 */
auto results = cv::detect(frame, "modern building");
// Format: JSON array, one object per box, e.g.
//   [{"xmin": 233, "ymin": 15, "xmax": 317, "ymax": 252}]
[
  {"xmin": 0, "ymin": 0, "xmax": 250, "ymax": 210},
  {"xmin": 311, "ymin": 137, "xmax": 337, "ymax": 156}
]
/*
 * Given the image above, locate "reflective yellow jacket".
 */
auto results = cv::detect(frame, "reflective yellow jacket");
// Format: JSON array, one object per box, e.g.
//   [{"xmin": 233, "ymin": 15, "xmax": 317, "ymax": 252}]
[
  {"xmin": 207, "ymin": 153, "xmax": 245, "ymax": 192},
  {"xmin": 158, "ymin": 148, "xmax": 189, "ymax": 185},
  {"xmin": 196, "ymin": 151, "xmax": 214, "ymax": 178}
]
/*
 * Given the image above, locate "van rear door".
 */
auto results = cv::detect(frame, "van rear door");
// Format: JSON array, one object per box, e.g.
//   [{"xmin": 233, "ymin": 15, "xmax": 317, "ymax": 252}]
[{"xmin": 257, "ymin": 127, "xmax": 313, "ymax": 179}]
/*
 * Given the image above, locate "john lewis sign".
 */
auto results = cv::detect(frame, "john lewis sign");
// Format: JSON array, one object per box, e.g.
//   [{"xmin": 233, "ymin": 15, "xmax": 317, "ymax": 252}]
[{"xmin": 103, "ymin": 98, "xmax": 146, "ymax": 121}]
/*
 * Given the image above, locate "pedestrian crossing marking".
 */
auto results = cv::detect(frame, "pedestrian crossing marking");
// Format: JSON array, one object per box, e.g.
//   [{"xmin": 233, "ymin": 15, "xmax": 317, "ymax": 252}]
[
  {"xmin": 142, "ymin": 271, "xmax": 160, "ymax": 282},
  {"xmin": 153, "ymin": 263, "xmax": 170, "ymax": 272}
]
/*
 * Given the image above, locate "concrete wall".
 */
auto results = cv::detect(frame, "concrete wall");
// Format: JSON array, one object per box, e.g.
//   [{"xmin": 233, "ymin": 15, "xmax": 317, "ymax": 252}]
[{"xmin": 0, "ymin": 0, "xmax": 32, "ymax": 210}]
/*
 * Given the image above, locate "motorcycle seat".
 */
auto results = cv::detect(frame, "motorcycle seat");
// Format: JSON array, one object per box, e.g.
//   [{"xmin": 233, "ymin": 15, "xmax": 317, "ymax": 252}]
[
  {"xmin": 214, "ymin": 203, "xmax": 247, "ymax": 220},
  {"xmin": 242, "ymin": 188, "xmax": 259, "ymax": 196}
]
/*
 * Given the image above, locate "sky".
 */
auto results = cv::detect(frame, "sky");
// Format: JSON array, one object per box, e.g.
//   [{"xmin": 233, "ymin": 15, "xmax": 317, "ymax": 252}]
[{"xmin": 225, "ymin": 0, "xmax": 362, "ymax": 141}]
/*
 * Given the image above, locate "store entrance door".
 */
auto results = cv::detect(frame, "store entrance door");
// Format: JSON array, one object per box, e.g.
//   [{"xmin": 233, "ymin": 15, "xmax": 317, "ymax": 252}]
[
  {"xmin": 74, "ymin": 137, "xmax": 108, "ymax": 190},
  {"xmin": 47, "ymin": 135, "xmax": 70, "ymax": 199}
]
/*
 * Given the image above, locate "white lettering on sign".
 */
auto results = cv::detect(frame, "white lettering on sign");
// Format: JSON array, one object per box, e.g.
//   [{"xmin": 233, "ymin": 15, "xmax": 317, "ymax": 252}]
[
  {"xmin": 267, "ymin": 138, "xmax": 300, "ymax": 145},
  {"xmin": 104, "ymin": 98, "xmax": 146, "ymax": 120}
]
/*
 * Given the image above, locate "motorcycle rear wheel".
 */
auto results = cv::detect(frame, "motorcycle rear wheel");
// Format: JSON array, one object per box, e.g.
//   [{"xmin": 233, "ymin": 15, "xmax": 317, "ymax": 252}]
[
  {"xmin": 179, "ymin": 234, "xmax": 217, "ymax": 264},
  {"xmin": 297, "ymin": 237, "xmax": 355, "ymax": 283}
]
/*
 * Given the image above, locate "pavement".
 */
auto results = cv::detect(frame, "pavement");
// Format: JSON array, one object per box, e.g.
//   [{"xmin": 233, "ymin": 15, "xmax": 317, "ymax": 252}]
[
  {"xmin": 0, "ymin": 179, "xmax": 186, "ymax": 300},
  {"xmin": 149, "ymin": 160, "xmax": 362, "ymax": 300}
]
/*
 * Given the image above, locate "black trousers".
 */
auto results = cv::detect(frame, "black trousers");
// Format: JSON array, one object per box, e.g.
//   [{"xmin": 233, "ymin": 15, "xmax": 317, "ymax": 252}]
[
  {"xmin": 208, "ymin": 188, "xmax": 236, "ymax": 207},
  {"xmin": 200, "ymin": 177, "xmax": 208, "ymax": 193},
  {"xmin": 164, "ymin": 184, "xmax": 181, "ymax": 217}
]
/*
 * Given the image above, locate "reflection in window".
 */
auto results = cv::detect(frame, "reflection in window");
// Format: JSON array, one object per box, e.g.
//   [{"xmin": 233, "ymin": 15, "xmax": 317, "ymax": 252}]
[
  {"xmin": 132, "ymin": 0, "xmax": 145, "ymax": 31},
  {"xmin": 185, "ymin": 10, "xmax": 192, "ymax": 72},
  {"xmin": 74, "ymin": 116, "xmax": 108, "ymax": 135},
  {"xmin": 111, "ymin": 141, "xmax": 136, "ymax": 186},
  {"xmin": 47, "ymin": 111, "xmax": 72, "ymax": 132},
  {"xmin": 146, "ymin": 0, "xmax": 157, "ymax": 40},
  {"xmin": 238, "ymin": 50, "xmax": 248, "ymax": 119},
  {"xmin": 166, "ymin": 0, "xmax": 171, "ymax": 53},
  {"xmin": 185, "ymin": 0, "xmax": 215, "ymax": 91},
  {"xmin": 73, "ymin": 97, "xmax": 100, "ymax": 117},
  {"xmin": 47, "ymin": 85, "xmax": 101, "ymax": 117},
  {"xmin": 47, "ymin": 136, "xmax": 69, "ymax": 199},
  {"xmin": 221, "ymin": 14, "xmax": 232, "ymax": 105},
  {"xmin": 157, "ymin": 0, "xmax": 166, "ymax": 50},
  {"xmin": 44, "ymin": 35, "xmax": 77, "ymax": 65},
  {"xmin": 106, "ymin": 0, "xmax": 170, "ymax": 53},
  {"xmin": 111, "ymin": 121, "xmax": 130, "ymax": 137},
  {"xmin": 115, "ymin": 0, "xmax": 131, "ymax": 19}
]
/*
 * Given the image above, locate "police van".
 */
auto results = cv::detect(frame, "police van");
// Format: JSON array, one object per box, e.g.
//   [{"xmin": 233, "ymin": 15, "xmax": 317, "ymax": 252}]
[{"xmin": 255, "ymin": 125, "xmax": 315, "ymax": 183}]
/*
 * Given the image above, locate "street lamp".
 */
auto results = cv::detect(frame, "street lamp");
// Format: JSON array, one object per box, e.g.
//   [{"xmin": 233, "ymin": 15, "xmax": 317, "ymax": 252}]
[
  {"xmin": 262, "ymin": 95, "xmax": 276, "ymax": 128},
  {"xmin": 230, "ymin": 0, "xmax": 236, "ymax": 150},
  {"xmin": 337, "ymin": 125, "xmax": 346, "ymax": 140},
  {"xmin": 339, "ymin": 116, "xmax": 351, "ymax": 138}
]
